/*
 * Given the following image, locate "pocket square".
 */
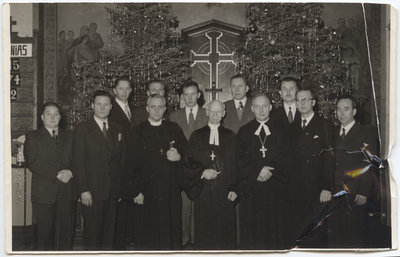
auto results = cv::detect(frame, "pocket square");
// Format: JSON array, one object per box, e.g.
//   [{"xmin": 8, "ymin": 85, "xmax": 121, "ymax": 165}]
[{"xmin": 313, "ymin": 135, "xmax": 319, "ymax": 139}]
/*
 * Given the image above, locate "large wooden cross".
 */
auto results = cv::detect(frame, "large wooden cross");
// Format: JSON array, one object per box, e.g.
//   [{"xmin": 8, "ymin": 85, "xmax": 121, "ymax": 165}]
[{"xmin": 190, "ymin": 31, "xmax": 235, "ymax": 100}]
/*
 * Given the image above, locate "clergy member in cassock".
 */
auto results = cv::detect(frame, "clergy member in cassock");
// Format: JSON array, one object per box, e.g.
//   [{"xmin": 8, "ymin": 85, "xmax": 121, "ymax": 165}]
[
  {"xmin": 286, "ymin": 88, "xmax": 334, "ymax": 248},
  {"xmin": 236, "ymin": 93, "xmax": 289, "ymax": 250},
  {"xmin": 131, "ymin": 80, "xmax": 167, "ymax": 127},
  {"xmin": 184, "ymin": 100, "xmax": 238, "ymax": 250},
  {"xmin": 124, "ymin": 94, "xmax": 187, "ymax": 250}
]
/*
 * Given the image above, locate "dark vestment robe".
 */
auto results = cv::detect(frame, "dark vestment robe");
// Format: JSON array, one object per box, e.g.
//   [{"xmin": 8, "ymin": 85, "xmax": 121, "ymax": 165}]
[
  {"xmin": 124, "ymin": 120, "xmax": 187, "ymax": 250},
  {"xmin": 328, "ymin": 123, "xmax": 379, "ymax": 248},
  {"xmin": 236, "ymin": 119, "xmax": 290, "ymax": 250},
  {"xmin": 287, "ymin": 114, "xmax": 334, "ymax": 248},
  {"xmin": 184, "ymin": 125, "xmax": 238, "ymax": 250}
]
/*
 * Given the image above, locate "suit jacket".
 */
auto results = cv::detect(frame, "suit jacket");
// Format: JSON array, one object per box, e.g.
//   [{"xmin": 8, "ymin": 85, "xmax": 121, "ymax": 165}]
[
  {"xmin": 169, "ymin": 107, "xmax": 208, "ymax": 140},
  {"xmin": 333, "ymin": 123, "xmax": 378, "ymax": 198},
  {"xmin": 131, "ymin": 105, "xmax": 148, "ymax": 127},
  {"xmin": 24, "ymin": 127, "xmax": 75, "ymax": 204},
  {"xmin": 223, "ymin": 98, "xmax": 255, "ymax": 134},
  {"xmin": 73, "ymin": 118, "xmax": 125, "ymax": 201},
  {"xmin": 290, "ymin": 114, "xmax": 334, "ymax": 195},
  {"xmin": 270, "ymin": 106, "xmax": 301, "ymax": 133},
  {"xmin": 109, "ymin": 99, "xmax": 134, "ymax": 130}
]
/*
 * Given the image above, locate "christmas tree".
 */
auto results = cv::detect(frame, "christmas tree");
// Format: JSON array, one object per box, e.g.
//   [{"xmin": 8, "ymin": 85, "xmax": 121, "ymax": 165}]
[
  {"xmin": 69, "ymin": 3, "xmax": 190, "ymax": 127},
  {"xmin": 236, "ymin": 3, "xmax": 351, "ymax": 121}
]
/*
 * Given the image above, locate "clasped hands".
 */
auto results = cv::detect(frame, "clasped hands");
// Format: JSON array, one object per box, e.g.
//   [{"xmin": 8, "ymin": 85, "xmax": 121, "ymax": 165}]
[
  {"xmin": 167, "ymin": 147, "xmax": 181, "ymax": 162},
  {"xmin": 57, "ymin": 169, "xmax": 73, "ymax": 183},
  {"xmin": 257, "ymin": 166, "xmax": 274, "ymax": 182}
]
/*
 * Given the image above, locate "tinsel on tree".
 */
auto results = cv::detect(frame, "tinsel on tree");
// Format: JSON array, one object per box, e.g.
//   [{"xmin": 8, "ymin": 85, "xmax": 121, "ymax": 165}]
[
  {"xmin": 70, "ymin": 3, "xmax": 190, "ymax": 127},
  {"xmin": 235, "ymin": 3, "xmax": 352, "ymax": 121}
]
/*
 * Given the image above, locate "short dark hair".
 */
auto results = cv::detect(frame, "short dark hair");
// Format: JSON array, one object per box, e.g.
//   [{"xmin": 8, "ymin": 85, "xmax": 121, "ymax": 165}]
[
  {"xmin": 93, "ymin": 90, "xmax": 112, "ymax": 102},
  {"xmin": 296, "ymin": 87, "xmax": 316, "ymax": 99},
  {"xmin": 336, "ymin": 94, "xmax": 358, "ymax": 109},
  {"xmin": 146, "ymin": 79, "xmax": 165, "ymax": 91},
  {"xmin": 114, "ymin": 78, "xmax": 132, "ymax": 88},
  {"xmin": 181, "ymin": 80, "xmax": 200, "ymax": 92},
  {"xmin": 58, "ymin": 31, "xmax": 65, "ymax": 37},
  {"xmin": 230, "ymin": 74, "xmax": 246, "ymax": 85},
  {"xmin": 280, "ymin": 76, "xmax": 300, "ymax": 89},
  {"xmin": 42, "ymin": 102, "xmax": 60, "ymax": 115}
]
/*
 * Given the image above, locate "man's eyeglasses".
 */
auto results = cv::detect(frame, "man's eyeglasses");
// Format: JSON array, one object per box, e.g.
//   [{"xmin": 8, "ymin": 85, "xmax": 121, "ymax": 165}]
[{"xmin": 296, "ymin": 98, "xmax": 314, "ymax": 103}]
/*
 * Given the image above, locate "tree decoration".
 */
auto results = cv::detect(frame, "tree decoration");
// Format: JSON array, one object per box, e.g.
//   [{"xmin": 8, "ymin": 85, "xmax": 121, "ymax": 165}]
[{"xmin": 235, "ymin": 3, "xmax": 352, "ymax": 121}]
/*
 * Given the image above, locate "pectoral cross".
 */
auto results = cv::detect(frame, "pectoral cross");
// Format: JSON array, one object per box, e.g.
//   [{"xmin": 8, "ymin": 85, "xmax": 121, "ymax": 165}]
[
  {"xmin": 210, "ymin": 151, "xmax": 216, "ymax": 161},
  {"xmin": 160, "ymin": 148, "xmax": 164, "ymax": 155},
  {"xmin": 260, "ymin": 145, "xmax": 267, "ymax": 158}
]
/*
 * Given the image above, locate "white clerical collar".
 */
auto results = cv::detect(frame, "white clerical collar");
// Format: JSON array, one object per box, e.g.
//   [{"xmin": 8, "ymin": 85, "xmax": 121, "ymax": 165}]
[
  {"xmin": 94, "ymin": 115, "xmax": 108, "ymax": 130},
  {"xmin": 208, "ymin": 122, "xmax": 220, "ymax": 146},
  {"xmin": 44, "ymin": 126, "xmax": 58, "ymax": 137},
  {"xmin": 148, "ymin": 118, "xmax": 162, "ymax": 126},
  {"xmin": 234, "ymin": 97, "xmax": 247, "ymax": 109},
  {"xmin": 283, "ymin": 102, "xmax": 297, "ymax": 116},
  {"xmin": 340, "ymin": 119, "xmax": 356, "ymax": 135},
  {"xmin": 185, "ymin": 104, "xmax": 199, "ymax": 120},
  {"xmin": 115, "ymin": 98, "xmax": 129, "ymax": 109},
  {"xmin": 301, "ymin": 111, "xmax": 314, "ymax": 127},
  {"xmin": 254, "ymin": 119, "xmax": 271, "ymax": 136}
]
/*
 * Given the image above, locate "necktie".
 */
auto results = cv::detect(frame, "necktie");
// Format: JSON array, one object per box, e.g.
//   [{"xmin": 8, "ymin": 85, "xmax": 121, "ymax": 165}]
[
  {"xmin": 237, "ymin": 101, "xmax": 244, "ymax": 120},
  {"xmin": 188, "ymin": 108, "xmax": 195, "ymax": 131},
  {"xmin": 302, "ymin": 119, "xmax": 307, "ymax": 129},
  {"xmin": 102, "ymin": 122, "xmax": 108, "ymax": 138},
  {"xmin": 288, "ymin": 107, "xmax": 293, "ymax": 124},
  {"xmin": 52, "ymin": 129, "xmax": 57, "ymax": 139},
  {"xmin": 341, "ymin": 127, "xmax": 346, "ymax": 141},
  {"xmin": 125, "ymin": 105, "xmax": 131, "ymax": 121}
]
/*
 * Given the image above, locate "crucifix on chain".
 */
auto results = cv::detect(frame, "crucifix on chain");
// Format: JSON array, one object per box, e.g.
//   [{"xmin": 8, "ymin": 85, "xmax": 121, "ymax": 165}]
[
  {"xmin": 210, "ymin": 151, "xmax": 216, "ymax": 161},
  {"xmin": 260, "ymin": 145, "xmax": 267, "ymax": 158}
]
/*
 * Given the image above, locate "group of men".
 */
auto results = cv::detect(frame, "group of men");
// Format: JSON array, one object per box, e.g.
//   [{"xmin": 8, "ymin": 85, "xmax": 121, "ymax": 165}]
[{"xmin": 24, "ymin": 74, "xmax": 379, "ymax": 251}]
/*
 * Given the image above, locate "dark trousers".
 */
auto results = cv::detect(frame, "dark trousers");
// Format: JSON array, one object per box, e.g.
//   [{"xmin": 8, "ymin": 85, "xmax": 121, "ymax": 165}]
[
  {"xmin": 328, "ymin": 200, "xmax": 368, "ymax": 248},
  {"xmin": 81, "ymin": 199, "xmax": 118, "ymax": 250},
  {"xmin": 114, "ymin": 201, "xmax": 136, "ymax": 249},
  {"xmin": 32, "ymin": 200, "xmax": 74, "ymax": 251}
]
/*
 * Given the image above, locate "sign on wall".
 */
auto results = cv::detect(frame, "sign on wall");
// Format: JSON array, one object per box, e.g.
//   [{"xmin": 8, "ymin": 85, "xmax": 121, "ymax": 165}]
[{"xmin": 10, "ymin": 43, "xmax": 32, "ymax": 57}]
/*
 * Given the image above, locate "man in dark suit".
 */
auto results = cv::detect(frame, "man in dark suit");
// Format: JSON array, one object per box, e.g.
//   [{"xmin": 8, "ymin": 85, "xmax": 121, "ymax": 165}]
[
  {"xmin": 287, "ymin": 88, "xmax": 334, "ymax": 248},
  {"xmin": 24, "ymin": 102, "xmax": 75, "ymax": 250},
  {"xmin": 223, "ymin": 74, "xmax": 254, "ymax": 134},
  {"xmin": 169, "ymin": 80, "xmax": 208, "ymax": 248},
  {"xmin": 270, "ymin": 77, "xmax": 301, "ymax": 131},
  {"xmin": 131, "ymin": 80, "xmax": 166, "ymax": 127},
  {"xmin": 109, "ymin": 78, "xmax": 133, "ymax": 130},
  {"xmin": 108, "ymin": 78, "xmax": 135, "ymax": 249},
  {"xmin": 329, "ymin": 95, "xmax": 379, "ymax": 248},
  {"xmin": 73, "ymin": 90, "xmax": 125, "ymax": 250}
]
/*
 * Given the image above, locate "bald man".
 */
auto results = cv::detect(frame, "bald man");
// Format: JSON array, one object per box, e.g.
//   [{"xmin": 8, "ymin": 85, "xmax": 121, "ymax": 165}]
[{"xmin": 184, "ymin": 100, "xmax": 239, "ymax": 250}]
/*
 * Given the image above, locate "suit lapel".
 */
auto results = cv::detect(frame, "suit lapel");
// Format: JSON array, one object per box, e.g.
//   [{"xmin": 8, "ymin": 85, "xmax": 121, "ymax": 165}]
[
  {"xmin": 89, "ymin": 118, "xmax": 110, "ymax": 150},
  {"xmin": 114, "ymin": 101, "xmax": 130, "ymax": 123},
  {"xmin": 242, "ymin": 99, "xmax": 252, "ymax": 122}
]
